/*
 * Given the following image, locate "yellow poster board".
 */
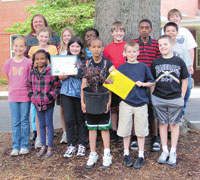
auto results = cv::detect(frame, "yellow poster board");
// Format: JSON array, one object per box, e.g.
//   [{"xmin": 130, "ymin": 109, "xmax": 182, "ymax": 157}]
[{"xmin": 103, "ymin": 69, "xmax": 135, "ymax": 99}]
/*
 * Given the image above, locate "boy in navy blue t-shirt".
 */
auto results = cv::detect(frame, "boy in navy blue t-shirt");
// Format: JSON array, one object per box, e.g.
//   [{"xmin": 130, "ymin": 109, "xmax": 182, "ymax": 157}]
[{"xmin": 117, "ymin": 41, "xmax": 155, "ymax": 169}]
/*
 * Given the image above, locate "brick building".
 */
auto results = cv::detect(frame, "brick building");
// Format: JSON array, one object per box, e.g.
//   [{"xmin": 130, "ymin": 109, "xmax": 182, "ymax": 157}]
[
  {"xmin": 0, "ymin": 0, "xmax": 36, "ymax": 78},
  {"xmin": 161, "ymin": 0, "xmax": 200, "ymax": 85}
]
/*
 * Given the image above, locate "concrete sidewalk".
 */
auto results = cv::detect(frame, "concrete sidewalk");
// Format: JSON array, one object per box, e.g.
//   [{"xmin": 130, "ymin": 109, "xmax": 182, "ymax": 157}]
[
  {"xmin": 0, "ymin": 91, "xmax": 8, "ymax": 100},
  {"xmin": 185, "ymin": 87, "xmax": 200, "ymax": 131}
]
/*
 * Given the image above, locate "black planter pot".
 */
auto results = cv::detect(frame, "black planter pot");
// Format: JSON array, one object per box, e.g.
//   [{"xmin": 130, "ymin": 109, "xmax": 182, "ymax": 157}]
[{"xmin": 83, "ymin": 87, "xmax": 109, "ymax": 114}]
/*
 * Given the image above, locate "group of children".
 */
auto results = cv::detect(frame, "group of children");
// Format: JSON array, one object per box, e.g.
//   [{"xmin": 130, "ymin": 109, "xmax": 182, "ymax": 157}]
[{"xmin": 2, "ymin": 8, "xmax": 195, "ymax": 169}]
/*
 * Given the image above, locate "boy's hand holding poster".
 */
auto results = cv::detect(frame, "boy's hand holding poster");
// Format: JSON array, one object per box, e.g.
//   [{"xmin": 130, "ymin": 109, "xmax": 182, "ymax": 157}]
[{"xmin": 103, "ymin": 69, "xmax": 135, "ymax": 99}]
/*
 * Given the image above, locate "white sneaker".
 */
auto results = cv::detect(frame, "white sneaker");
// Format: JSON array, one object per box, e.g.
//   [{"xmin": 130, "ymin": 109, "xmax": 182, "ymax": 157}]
[
  {"xmin": 64, "ymin": 145, "xmax": 76, "ymax": 158},
  {"xmin": 60, "ymin": 132, "xmax": 67, "ymax": 144},
  {"xmin": 10, "ymin": 149, "xmax": 19, "ymax": 156},
  {"xmin": 157, "ymin": 151, "xmax": 169, "ymax": 164},
  {"xmin": 102, "ymin": 154, "xmax": 112, "ymax": 169},
  {"xmin": 167, "ymin": 152, "xmax": 177, "ymax": 166},
  {"xmin": 19, "ymin": 148, "xmax": 29, "ymax": 155},
  {"xmin": 35, "ymin": 137, "xmax": 42, "ymax": 149},
  {"xmin": 86, "ymin": 152, "xmax": 99, "ymax": 169},
  {"xmin": 77, "ymin": 144, "xmax": 86, "ymax": 156}
]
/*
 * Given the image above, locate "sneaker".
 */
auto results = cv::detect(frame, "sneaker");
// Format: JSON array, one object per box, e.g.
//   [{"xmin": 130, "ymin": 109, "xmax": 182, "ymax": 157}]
[
  {"xmin": 134, "ymin": 157, "xmax": 145, "ymax": 169},
  {"xmin": 60, "ymin": 132, "xmax": 67, "ymax": 144},
  {"xmin": 157, "ymin": 151, "xmax": 169, "ymax": 164},
  {"xmin": 37, "ymin": 147, "xmax": 47, "ymax": 158},
  {"xmin": 35, "ymin": 137, "xmax": 42, "ymax": 149},
  {"xmin": 167, "ymin": 152, "xmax": 177, "ymax": 166},
  {"xmin": 45, "ymin": 150, "xmax": 54, "ymax": 158},
  {"xmin": 64, "ymin": 145, "xmax": 76, "ymax": 158},
  {"xmin": 10, "ymin": 149, "xmax": 19, "ymax": 157},
  {"xmin": 151, "ymin": 136, "xmax": 160, "ymax": 152},
  {"xmin": 102, "ymin": 154, "xmax": 112, "ymax": 169},
  {"xmin": 30, "ymin": 131, "xmax": 37, "ymax": 141},
  {"xmin": 110, "ymin": 130, "xmax": 119, "ymax": 142},
  {"xmin": 86, "ymin": 152, "xmax": 99, "ymax": 169},
  {"xmin": 130, "ymin": 141, "xmax": 138, "ymax": 151},
  {"xmin": 19, "ymin": 148, "xmax": 29, "ymax": 155},
  {"xmin": 124, "ymin": 155, "xmax": 134, "ymax": 167},
  {"xmin": 77, "ymin": 144, "xmax": 86, "ymax": 156},
  {"xmin": 179, "ymin": 116, "xmax": 185, "ymax": 126},
  {"xmin": 118, "ymin": 136, "xmax": 123, "ymax": 142}
]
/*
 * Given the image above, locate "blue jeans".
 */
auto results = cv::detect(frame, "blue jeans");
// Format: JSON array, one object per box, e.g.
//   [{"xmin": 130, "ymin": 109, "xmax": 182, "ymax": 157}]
[
  {"xmin": 9, "ymin": 102, "xmax": 30, "ymax": 150},
  {"xmin": 36, "ymin": 107, "xmax": 54, "ymax": 147},
  {"xmin": 183, "ymin": 76, "xmax": 192, "ymax": 116},
  {"xmin": 30, "ymin": 103, "xmax": 37, "ymax": 131}
]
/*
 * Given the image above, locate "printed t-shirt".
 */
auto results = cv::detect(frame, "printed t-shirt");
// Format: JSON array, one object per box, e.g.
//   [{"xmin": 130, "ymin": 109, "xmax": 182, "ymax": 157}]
[{"xmin": 2, "ymin": 57, "xmax": 32, "ymax": 102}]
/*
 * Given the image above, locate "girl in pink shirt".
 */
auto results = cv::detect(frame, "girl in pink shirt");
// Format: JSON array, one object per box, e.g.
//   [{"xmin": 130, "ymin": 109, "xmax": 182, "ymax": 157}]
[{"xmin": 2, "ymin": 37, "xmax": 32, "ymax": 156}]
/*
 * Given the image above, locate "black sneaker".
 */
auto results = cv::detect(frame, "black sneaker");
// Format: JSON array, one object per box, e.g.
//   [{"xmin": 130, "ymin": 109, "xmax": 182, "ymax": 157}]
[
  {"xmin": 151, "ymin": 136, "xmax": 160, "ymax": 152},
  {"xmin": 118, "ymin": 136, "xmax": 123, "ymax": 142},
  {"xmin": 131, "ymin": 136, "xmax": 138, "ymax": 150},
  {"xmin": 130, "ymin": 141, "xmax": 138, "ymax": 150},
  {"xmin": 110, "ymin": 130, "xmax": 119, "ymax": 142},
  {"xmin": 30, "ymin": 131, "xmax": 37, "ymax": 141},
  {"xmin": 134, "ymin": 157, "xmax": 144, "ymax": 169},
  {"xmin": 124, "ymin": 155, "xmax": 134, "ymax": 167}
]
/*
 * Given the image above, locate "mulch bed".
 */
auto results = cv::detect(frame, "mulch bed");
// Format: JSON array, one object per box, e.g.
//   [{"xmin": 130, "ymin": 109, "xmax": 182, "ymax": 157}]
[{"xmin": 0, "ymin": 129, "xmax": 200, "ymax": 180}]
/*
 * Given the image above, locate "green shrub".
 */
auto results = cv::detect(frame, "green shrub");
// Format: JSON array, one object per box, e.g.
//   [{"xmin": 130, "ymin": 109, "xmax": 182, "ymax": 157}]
[
  {"xmin": 6, "ymin": 0, "xmax": 95, "ymax": 38},
  {"xmin": 0, "ymin": 78, "xmax": 8, "ymax": 85}
]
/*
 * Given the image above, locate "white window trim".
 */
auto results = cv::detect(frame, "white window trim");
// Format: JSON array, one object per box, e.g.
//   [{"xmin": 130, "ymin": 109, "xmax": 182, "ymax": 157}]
[
  {"xmin": 196, "ymin": 31, "xmax": 200, "ymax": 69},
  {"xmin": 10, "ymin": 34, "xmax": 19, "ymax": 58},
  {"xmin": 196, "ymin": 48, "xmax": 200, "ymax": 69}
]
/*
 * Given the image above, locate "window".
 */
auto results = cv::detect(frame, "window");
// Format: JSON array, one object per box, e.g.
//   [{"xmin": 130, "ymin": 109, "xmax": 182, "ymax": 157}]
[
  {"xmin": 196, "ymin": 31, "xmax": 200, "ymax": 69},
  {"xmin": 10, "ymin": 35, "xmax": 18, "ymax": 58}
]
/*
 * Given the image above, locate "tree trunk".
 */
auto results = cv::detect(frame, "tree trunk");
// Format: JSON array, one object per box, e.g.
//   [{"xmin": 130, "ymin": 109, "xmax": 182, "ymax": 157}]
[{"xmin": 94, "ymin": 0, "xmax": 160, "ymax": 45}]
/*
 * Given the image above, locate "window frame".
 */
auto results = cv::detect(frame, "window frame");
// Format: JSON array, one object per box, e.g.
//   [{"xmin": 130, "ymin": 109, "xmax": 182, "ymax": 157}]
[
  {"xmin": 196, "ymin": 30, "xmax": 200, "ymax": 69},
  {"xmin": 10, "ymin": 34, "xmax": 19, "ymax": 58}
]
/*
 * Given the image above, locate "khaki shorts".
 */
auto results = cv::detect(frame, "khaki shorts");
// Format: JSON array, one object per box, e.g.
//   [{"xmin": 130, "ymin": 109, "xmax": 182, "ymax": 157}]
[{"xmin": 117, "ymin": 101, "xmax": 149, "ymax": 137}]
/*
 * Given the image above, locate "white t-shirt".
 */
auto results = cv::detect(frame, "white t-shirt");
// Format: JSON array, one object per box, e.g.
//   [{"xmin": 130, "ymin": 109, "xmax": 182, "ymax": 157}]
[
  {"xmin": 161, "ymin": 26, "xmax": 197, "ymax": 50},
  {"xmin": 177, "ymin": 27, "xmax": 197, "ymax": 50},
  {"xmin": 173, "ymin": 42, "xmax": 192, "ymax": 67}
]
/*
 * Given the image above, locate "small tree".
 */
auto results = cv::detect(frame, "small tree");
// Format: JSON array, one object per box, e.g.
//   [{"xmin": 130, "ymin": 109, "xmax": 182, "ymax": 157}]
[{"xmin": 6, "ymin": 0, "xmax": 95, "ymax": 37}]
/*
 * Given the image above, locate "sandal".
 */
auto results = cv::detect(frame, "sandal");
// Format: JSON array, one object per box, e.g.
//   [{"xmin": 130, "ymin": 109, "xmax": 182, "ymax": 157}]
[
  {"xmin": 37, "ymin": 146, "xmax": 46, "ymax": 157},
  {"xmin": 45, "ymin": 149, "xmax": 54, "ymax": 158}
]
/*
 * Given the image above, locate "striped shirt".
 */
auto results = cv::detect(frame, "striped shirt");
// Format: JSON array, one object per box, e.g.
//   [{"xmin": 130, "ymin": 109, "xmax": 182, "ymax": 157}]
[{"xmin": 133, "ymin": 37, "xmax": 161, "ymax": 67}]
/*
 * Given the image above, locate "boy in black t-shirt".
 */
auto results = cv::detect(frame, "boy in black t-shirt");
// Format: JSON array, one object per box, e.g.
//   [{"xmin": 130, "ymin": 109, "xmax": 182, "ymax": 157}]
[
  {"xmin": 79, "ymin": 38, "xmax": 114, "ymax": 169},
  {"xmin": 151, "ymin": 35, "xmax": 189, "ymax": 166}
]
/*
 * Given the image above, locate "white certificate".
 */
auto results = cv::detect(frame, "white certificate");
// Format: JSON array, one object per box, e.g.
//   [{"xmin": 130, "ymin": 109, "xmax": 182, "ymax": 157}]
[{"xmin": 51, "ymin": 55, "xmax": 78, "ymax": 76}]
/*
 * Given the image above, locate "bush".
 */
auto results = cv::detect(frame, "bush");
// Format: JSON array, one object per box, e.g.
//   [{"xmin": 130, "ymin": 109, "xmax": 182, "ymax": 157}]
[
  {"xmin": 6, "ymin": 0, "xmax": 95, "ymax": 38},
  {"xmin": 0, "ymin": 78, "xmax": 8, "ymax": 85}
]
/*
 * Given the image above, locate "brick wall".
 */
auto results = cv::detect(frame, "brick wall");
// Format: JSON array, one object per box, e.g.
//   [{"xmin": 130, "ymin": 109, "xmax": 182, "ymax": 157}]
[
  {"xmin": 0, "ymin": 0, "xmax": 36, "ymax": 78},
  {"xmin": 161, "ymin": 0, "xmax": 198, "ymax": 17}
]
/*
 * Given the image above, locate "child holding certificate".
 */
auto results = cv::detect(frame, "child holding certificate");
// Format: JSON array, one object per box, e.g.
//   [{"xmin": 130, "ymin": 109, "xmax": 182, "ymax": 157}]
[
  {"xmin": 59, "ymin": 36, "xmax": 87, "ymax": 158},
  {"xmin": 58, "ymin": 27, "xmax": 74, "ymax": 144},
  {"xmin": 117, "ymin": 41, "xmax": 155, "ymax": 169}
]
